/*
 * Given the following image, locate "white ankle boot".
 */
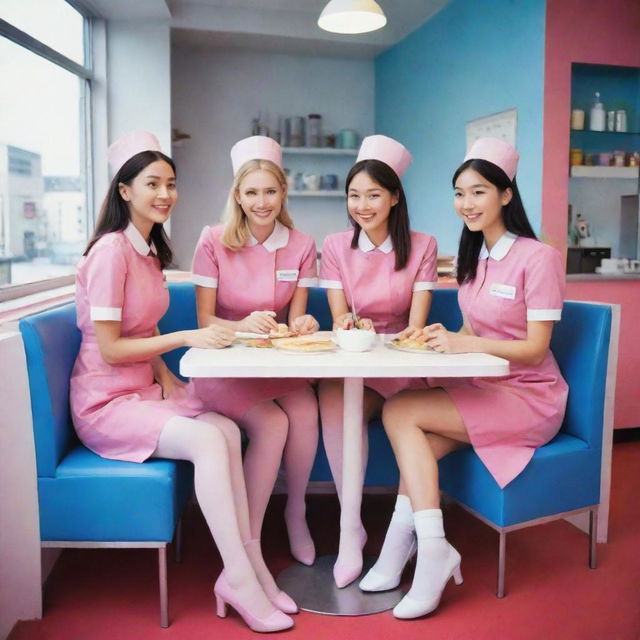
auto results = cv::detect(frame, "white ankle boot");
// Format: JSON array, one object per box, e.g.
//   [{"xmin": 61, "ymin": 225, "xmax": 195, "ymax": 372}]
[
  {"xmin": 360, "ymin": 495, "xmax": 416, "ymax": 592},
  {"xmin": 393, "ymin": 509, "xmax": 462, "ymax": 619}
]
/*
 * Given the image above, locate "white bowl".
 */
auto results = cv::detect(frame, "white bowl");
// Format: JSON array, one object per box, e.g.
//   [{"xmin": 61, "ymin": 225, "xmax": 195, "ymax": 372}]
[{"xmin": 335, "ymin": 328, "xmax": 376, "ymax": 352}]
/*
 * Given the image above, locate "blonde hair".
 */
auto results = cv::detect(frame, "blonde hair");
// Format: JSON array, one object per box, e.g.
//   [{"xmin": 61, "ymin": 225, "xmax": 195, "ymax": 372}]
[{"xmin": 221, "ymin": 159, "xmax": 294, "ymax": 250}]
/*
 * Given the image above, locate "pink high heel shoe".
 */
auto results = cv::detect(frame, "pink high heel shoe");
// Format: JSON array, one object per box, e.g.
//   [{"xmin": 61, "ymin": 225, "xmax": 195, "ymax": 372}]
[
  {"xmin": 333, "ymin": 526, "xmax": 368, "ymax": 588},
  {"xmin": 214, "ymin": 572, "xmax": 294, "ymax": 633}
]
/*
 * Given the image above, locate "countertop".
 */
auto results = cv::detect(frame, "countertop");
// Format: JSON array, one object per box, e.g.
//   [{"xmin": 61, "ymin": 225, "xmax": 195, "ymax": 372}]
[{"xmin": 566, "ymin": 273, "xmax": 640, "ymax": 282}]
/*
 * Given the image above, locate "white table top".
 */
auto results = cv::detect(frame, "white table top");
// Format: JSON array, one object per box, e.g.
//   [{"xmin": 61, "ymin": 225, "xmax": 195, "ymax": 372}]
[{"xmin": 180, "ymin": 333, "xmax": 509, "ymax": 379}]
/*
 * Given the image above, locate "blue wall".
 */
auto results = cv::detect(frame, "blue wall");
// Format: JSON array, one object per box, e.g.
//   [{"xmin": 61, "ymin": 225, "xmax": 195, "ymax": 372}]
[{"xmin": 375, "ymin": 0, "xmax": 546, "ymax": 255}]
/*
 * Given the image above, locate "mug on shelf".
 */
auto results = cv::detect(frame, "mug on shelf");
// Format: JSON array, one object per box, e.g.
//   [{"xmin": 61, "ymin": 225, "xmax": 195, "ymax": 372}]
[
  {"xmin": 337, "ymin": 129, "xmax": 360, "ymax": 149},
  {"xmin": 302, "ymin": 173, "xmax": 321, "ymax": 191},
  {"xmin": 320, "ymin": 174, "xmax": 339, "ymax": 190}
]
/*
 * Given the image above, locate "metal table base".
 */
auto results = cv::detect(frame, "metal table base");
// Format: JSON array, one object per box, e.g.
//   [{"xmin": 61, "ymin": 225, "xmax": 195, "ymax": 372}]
[{"xmin": 276, "ymin": 554, "xmax": 404, "ymax": 616}]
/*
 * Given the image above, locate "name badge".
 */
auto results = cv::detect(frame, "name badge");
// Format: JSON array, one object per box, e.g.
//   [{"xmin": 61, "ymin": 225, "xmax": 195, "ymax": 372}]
[
  {"xmin": 490, "ymin": 283, "xmax": 516, "ymax": 300},
  {"xmin": 277, "ymin": 269, "xmax": 299, "ymax": 282}
]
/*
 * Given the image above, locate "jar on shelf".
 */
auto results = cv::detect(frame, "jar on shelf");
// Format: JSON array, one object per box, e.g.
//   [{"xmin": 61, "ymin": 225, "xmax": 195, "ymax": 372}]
[
  {"xmin": 307, "ymin": 114, "xmax": 322, "ymax": 147},
  {"xmin": 570, "ymin": 148, "xmax": 583, "ymax": 166}
]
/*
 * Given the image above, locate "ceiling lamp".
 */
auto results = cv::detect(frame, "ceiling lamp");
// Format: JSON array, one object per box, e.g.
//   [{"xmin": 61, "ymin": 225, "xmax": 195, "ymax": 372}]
[{"xmin": 318, "ymin": 0, "xmax": 387, "ymax": 35}]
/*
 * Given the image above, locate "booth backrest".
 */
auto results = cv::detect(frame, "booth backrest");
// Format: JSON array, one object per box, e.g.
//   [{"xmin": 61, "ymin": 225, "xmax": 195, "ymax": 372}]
[
  {"xmin": 19, "ymin": 304, "xmax": 80, "ymax": 477},
  {"xmin": 550, "ymin": 301, "xmax": 611, "ymax": 448}
]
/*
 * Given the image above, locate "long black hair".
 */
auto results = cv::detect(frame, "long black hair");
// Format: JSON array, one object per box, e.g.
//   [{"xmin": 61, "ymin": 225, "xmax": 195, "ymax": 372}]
[
  {"xmin": 346, "ymin": 159, "xmax": 411, "ymax": 271},
  {"xmin": 84, "ymin": 150, "xmax": 175, "ymax": 268},
  {"xmin": 453, "ymin": 158, "xmax": 536, "ymax": 285}
]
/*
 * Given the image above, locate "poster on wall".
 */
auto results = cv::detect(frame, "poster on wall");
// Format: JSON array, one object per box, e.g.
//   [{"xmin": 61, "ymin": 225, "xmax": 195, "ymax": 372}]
[{"xmin": 466, "ymin": 109, "xmax": 517, "ymax": 150}]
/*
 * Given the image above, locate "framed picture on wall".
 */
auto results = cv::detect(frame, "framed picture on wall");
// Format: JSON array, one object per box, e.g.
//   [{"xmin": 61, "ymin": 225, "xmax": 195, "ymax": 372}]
[{"xmin": 466, "ymin": 108, "xmax": 517, "ymax": 149}]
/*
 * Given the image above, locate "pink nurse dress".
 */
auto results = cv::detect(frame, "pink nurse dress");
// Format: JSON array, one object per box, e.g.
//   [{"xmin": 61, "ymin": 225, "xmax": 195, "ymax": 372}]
[
  {"xmin": 320, "ymin": 228, "xmax": 438, "ymax": 398},
  {"xmin": 429, "ymin": 232, "xmax": 569, "ymax": 488},
  {"xmin": 70, "ymin": 224, "xmax": 212, "ymax": 463},
  {"xmin": 190, "ymin": 221, "xmax": 318, "ymax": 421}
]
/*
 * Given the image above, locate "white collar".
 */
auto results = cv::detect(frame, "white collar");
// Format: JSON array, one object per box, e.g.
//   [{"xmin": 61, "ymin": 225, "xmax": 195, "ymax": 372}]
[
  {"xmin": 124, "ymin": 222, "xmax": 156, "ymax": 256},
  {"xmin": 358, "ymin": 231, "xmax": 393, "ymax": 254},
  {"xmin": 479, "ymin": 231, "xmax": 517, "ymax": 261},
  {"xmin": 246, "ymin": 219, "xmax": 290, "ymax": 253}
]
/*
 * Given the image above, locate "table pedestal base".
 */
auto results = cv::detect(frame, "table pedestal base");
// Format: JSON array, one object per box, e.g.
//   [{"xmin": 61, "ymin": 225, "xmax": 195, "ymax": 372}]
[{"xmin": 276, "ymin": 554, "xmax": 404, "ymax": 616}]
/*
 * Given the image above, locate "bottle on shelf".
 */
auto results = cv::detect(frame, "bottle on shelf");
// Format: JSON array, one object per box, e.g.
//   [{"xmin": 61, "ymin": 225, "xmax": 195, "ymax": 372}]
[{"xmin": 589, "ymin": 92, "xmax": 605, "ymax": 131}]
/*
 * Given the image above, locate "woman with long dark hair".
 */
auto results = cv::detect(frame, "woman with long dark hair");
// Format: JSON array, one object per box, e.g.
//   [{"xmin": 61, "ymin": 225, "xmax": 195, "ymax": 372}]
[
  {"xmin": 377, "ymin": 138, "xmax": 567, "ymax": 620},
  {"xmin": 318, "ymin": 135, "xmax": 438, "ymax": 588},
  {"xmin": 70, "ymin": 131, "xmax": 293, "ymax": 633}
]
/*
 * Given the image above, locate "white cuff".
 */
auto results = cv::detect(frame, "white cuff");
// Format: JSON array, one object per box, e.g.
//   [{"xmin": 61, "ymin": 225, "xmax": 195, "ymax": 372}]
[
  {"xmin": 91, "ymin": 306, "xmax": 122, "ymax": 321},
  {"xmin": 319, "ymin": 279, "xmax": 343, "ymax": 289},
  {"xmin": 191, "ymin": 273, "xmax": 218, "ymax": 288},
  {"xmin": 527, "ymin": 309, "xmax": 562, "ymax": 321},
  {"xmin": 298, "ymin": 277, "xmax": 319, "ymax": 287},
  {"xmin": 413, "ymin": 281, "xmax": 437, "ymax": 291}
]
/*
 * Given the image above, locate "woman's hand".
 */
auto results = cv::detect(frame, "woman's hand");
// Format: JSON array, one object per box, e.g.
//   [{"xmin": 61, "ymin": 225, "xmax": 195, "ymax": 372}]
[
  {"xmin": 184, "ymin": 324, "xmax": 235, "ymax": 349},
  {"xmin": 155, "ymin": 367, "xmax": 187, "ymax": 399},
  {"xmin": 396, "ymin": 325, "xmax": 424, "ymax": 341},
  {"xmin": 333, "ymin": 313, "xmax": 374, "ymax": 331},
  {"xmin": 291, "ymin": 314, "xmax": 319, "ymax": 335},
  {"xmin": 424, "ymin": 323, "xmax": 470, "ymax": 354},
  {"xmin": 238, "ymin": 311, "xmax": 279, "ymax": 335}
]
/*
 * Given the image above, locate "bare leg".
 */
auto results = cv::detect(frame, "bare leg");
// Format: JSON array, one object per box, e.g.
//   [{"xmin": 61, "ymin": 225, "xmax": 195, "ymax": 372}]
[
  {"xmin": 382, "ymin": 388, "xmax": 469, "ymax": 619},
  {"xmin": 276, "ymin": 387, "xmax": 319, "ymax": 565}
]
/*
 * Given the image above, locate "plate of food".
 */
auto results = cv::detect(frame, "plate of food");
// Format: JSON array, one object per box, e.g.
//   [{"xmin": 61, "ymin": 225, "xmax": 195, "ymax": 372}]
[
  {"xmin": 386, "ymin": 337, "xmax": 439, "ymax": 354},
  {"xmin": 273, "ymin": 336, "xmax": 337, "ymax": 354},
  {"xmin": 235, "ymin": 323, "xmax": 295, "ymax": 345}
]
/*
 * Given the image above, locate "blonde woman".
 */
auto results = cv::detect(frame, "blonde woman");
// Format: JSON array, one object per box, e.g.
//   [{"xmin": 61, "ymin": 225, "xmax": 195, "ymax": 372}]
[{"xmin": 191, "ymin": 136, "xmax": 320, "ymax": 613}]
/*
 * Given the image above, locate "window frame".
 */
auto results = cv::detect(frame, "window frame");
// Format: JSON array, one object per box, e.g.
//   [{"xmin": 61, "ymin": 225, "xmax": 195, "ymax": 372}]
[{"xmin": 0, "ymin": 3, "xmax": 95, "ymax": 303}]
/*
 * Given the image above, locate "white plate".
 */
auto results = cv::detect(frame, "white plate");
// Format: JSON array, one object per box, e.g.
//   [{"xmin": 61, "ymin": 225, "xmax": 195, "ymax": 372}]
[{"xmin": 385, "ymin": 341, "xmax": 440, "ymax": 355}]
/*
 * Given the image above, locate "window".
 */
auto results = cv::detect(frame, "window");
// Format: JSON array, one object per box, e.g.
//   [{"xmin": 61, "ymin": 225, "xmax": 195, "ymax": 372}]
[{"xmin": 0, "ymin": 0, "xmax": 92, "ymax": 298}]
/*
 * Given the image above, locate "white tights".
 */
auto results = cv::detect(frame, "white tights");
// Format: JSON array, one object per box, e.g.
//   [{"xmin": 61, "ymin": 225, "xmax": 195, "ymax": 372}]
[{"xmin": 152, "ymin": 413, "xmax": 274, "ymax": 618}]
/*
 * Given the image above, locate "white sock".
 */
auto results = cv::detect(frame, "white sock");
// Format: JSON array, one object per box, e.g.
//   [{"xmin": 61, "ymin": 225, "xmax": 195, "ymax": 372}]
[
  {"xmin": 408, "ymin": 509, "xmax": 457, "ymax": 601},
  {"xmin": 369, "ymin": 495, "xmax": 415, "ymax": 577}
]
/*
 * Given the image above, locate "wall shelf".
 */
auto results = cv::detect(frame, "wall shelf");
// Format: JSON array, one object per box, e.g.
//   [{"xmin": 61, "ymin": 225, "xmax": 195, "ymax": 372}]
[
  {"xmin": 282, "ymin": 147, "xmax": 358, "ymax": 156},
  {"xmin": 288, "ymin": 190, "xmax": 344, "ymax": 198},
  {"xmin": 570, "ymin": 166, "xmax": 639, "ymax": 179}
]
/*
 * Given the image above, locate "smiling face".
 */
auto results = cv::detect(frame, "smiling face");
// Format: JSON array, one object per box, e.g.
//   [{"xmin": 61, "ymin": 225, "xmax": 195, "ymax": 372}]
[
  {"xmin": 347, "ymin": 170, "xmax": 399, "ymax": 243},
  {"xmin": 118, "ymin": 159, "xmax": 177, "ymax": 237},
  {"xmin": 453, "ymin": 167, "xmax": 511, "ymax": 241},
  {"xmin": 235, "ymin": 168, "xmax": 285, "ymax": 237}
]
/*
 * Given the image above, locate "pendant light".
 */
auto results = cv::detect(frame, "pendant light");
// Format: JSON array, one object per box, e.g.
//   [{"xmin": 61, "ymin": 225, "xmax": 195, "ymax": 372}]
[{"xmin": 317, "ymin": 0, "xmax": 387, "ymax": 35}]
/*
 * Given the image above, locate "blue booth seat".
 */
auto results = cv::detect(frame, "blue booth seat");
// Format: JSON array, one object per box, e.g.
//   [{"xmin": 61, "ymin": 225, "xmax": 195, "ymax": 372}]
[
  {"xmin": 19, "ymin": 304, "xmax": 193, "ymax": 628},
  {"xmin": 306, "ymin": 285, "xmax": 616, "ymax": 597}
]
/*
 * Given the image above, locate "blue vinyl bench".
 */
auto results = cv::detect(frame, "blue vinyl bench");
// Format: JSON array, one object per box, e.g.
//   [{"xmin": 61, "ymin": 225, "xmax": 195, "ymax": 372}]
[{"xmin": 20, "ymin": 281, "xmax": 616, "ymax": 613}]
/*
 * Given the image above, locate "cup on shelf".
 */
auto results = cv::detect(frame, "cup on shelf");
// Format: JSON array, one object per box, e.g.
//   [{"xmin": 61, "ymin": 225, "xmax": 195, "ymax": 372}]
[
  {"xmin": 570, "ymin": 148, "xmax": 583, "ymax": 166},
  {"xmin": 599, "ymin": 152, "xmax": 612, "ymax": 166},
  {"xmin": 570, "ymin": 109, "xmax": 585, "ymax": 130},
  {"xmin": 302, "ymin": 173, "xmax": 321, "ymax": 191},
  {"xmin": 294, "ymin": 172, "xmax": 304, "ymax": 190},
  {"xmin": 337, "ymin": 129, "xmax": 359, "ymax": 149},
  {"xmin": 320, "ymin": 174, "xmax": 338, "ymax": 190}
]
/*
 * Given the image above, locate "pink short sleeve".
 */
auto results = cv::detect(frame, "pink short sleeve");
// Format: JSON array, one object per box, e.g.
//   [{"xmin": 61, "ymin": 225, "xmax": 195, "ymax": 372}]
[
  {"xmin": 525, "ymin": 245, "xmax": 565, "ymax": 321},
  {"xmin": 319, "ymin": 235, "xmax": 343, "ymax": 289},
  {"xmin": 297, "ymin": 236, "xmax": 319, "ymax": 287},
  {"xmin": 413, "ymin": 235, "xmax": 438, "ymax": 291},
  {"xmin": 191, "ymin": 227, "xmax": 219, "ymax": 288},
  {"xmin": 85, "ymin": 243, "xmax": 127, "ymax": 321}
]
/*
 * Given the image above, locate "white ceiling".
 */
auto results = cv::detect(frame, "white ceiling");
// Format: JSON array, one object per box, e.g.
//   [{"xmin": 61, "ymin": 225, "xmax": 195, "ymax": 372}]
[{"xmin": 85, "ymin": 0, "xmax": 450, "ymax": 58}]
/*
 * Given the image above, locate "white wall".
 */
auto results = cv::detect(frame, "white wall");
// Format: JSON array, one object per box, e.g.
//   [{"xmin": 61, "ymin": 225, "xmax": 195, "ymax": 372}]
[
  {"xmin": 107, "ymin": 20, "xmax": 172, "ymax": 167},
  {"xmin": 0, "ymin": 332, "xmax": 41, "ymax": 639},
  {"xmin": 170, "ymin": 47, "xmax": 375, "ymax": 268}
]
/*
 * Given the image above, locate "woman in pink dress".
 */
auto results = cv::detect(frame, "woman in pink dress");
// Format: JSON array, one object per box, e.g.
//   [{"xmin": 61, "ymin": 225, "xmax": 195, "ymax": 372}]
[
  {"xmin": 318, "ymin": 135, "xmax": 438, "ymax": 587},
  {"xmin": 70, "ymin": 131, "xmax": 293, "ymax": 633},
  {"xmin": 191, "ymin": 137, "xmax": 319, "ymax": 602},
  {"xmin": 373, "ymin": 138, "xmax": 568, "ymax": 620}
]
